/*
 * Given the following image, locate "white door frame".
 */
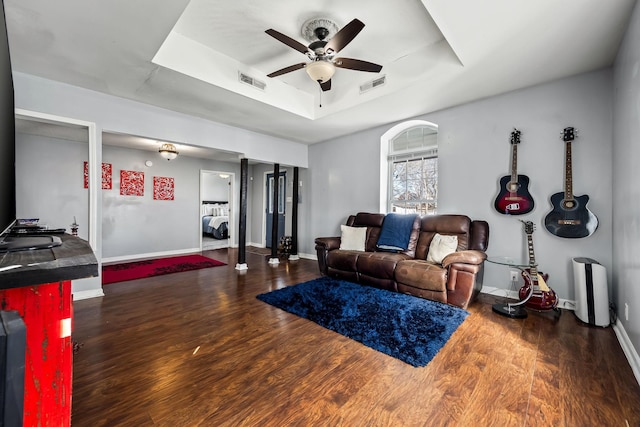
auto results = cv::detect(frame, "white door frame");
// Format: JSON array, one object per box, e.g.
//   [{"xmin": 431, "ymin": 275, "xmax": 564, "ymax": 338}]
[
  {"xmin": 15, "ymin": 108, "xmax": 99, "ymax": 251},
  {"xmin": 199, "ymin": 169, "xmax": 235, "ymax": 249},
  {"xmin": 15, "ymin": 108, "xmax": 103, "ymax": 300}
]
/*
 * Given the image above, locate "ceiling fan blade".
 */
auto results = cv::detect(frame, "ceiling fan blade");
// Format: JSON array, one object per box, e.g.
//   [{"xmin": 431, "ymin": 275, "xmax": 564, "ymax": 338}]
[
  {"xmin": 325, "ymin": 19, "xmax": 365, "ymax": 53},
  {"xmin": 334, "ymin": 57, "xmax": 382, "ymax": 73},
  {"xmin": 265, "ymin": 29, "xmax": 311, "ymax": 55},
  {"xmin": 320, "ymin": 79, "xmax": 331, "ymax": 92},
  {"xmin": 267, "ymin": 63, "xmax": 307, "ymax": 78}
]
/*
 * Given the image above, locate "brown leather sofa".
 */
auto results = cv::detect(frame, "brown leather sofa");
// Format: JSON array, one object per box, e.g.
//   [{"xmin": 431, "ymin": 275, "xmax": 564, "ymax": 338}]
[{"xmin": 315, "ymin": 213, "xmax": 490, "ymax": 309}]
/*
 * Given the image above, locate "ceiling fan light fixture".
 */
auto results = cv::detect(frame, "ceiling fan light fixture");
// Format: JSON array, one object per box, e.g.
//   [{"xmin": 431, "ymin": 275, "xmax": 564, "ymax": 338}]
[
  {"xmin": 159, "ymin": 142, "xmax": 179, "ymax": 160},
  {"xmin": 305, "ymin": 60, "xmax": 335, "ymax": 83}
]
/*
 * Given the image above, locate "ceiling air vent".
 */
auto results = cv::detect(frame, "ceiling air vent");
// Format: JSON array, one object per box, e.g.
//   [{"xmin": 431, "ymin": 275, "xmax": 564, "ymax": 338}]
[
  {"xmin": 238, "ymin": 72, "xmax": 266, "ymax": 91},
  {"xmin": 360, "ymin": 75, "xmax": 386, "ymax": 94}
]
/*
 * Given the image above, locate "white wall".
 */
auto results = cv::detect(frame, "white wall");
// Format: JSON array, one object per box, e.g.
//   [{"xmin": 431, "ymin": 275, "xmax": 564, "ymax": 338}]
[
  {"xmin": 613, "ymin": 1, "xmax": 640, "ymax": 370},
  {"xmin": 307, "ymin": 69, "xmax": 613, "ymax": 305}
]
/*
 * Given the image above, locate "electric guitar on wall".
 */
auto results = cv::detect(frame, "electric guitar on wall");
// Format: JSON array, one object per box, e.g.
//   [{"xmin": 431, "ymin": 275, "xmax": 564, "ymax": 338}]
[
  {"xmin": 544, "ymin": 127, "xmax": 598, "ymax": 238},
  {"xmin": 493, "ymin": 129, "xmax": 535, "ymax": 215},
  {"xmin": 518, "ymin": 220, "xmax": 558, "ymax": 311}
]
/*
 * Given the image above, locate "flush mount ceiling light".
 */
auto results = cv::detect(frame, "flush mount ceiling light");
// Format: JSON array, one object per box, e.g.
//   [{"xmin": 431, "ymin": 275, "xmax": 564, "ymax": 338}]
[{"xmin": 158, "ymin": 143, "xmax": 178, "ymax": 160}]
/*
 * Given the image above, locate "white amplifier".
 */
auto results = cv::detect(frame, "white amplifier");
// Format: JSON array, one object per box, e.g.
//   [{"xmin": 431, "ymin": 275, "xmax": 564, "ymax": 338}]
[{"xmin": 572, "ymin": 257, "xmax": 609, "ymax": 327}]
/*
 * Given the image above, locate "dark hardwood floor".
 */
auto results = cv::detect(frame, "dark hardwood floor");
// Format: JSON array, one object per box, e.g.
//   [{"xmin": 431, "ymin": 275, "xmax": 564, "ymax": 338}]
[{"xmin": 72, "ymin": 249, "xmax": 640, "ymax": 426}]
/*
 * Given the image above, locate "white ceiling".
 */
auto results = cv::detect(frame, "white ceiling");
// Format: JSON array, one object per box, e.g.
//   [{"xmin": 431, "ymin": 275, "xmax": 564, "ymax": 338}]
[{"xmin": 4, "ymin": 0, "xmax": 637, "ymax": 146}]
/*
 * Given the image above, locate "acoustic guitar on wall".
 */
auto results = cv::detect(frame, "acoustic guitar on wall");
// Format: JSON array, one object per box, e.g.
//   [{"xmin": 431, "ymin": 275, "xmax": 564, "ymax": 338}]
[
  {"xmin": 493, "ymin": 129, "xmax": 535, "ymax": 215},
  {"xmin": 518, "ymin": 220, "xmax": 558, "ymax": 311},
  {"xmin": 544, "ymin": 127, "xmax": 598, "ymax": 238}
]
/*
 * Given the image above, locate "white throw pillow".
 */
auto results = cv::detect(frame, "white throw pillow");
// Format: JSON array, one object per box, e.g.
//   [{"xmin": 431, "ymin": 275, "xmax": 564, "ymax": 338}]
[
  {"xmin": 426, "ymin": 233, "xmax": 458, "ymax": 264},
  {"xmin": 339, "ymin": 225, "xmax": 367, "ymax": 251}
]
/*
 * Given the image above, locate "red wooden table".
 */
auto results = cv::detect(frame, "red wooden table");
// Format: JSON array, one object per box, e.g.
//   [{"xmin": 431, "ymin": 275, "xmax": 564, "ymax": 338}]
[{"xmin": 1, "ymin": 280, "xmax": 73, "ymax": 426}]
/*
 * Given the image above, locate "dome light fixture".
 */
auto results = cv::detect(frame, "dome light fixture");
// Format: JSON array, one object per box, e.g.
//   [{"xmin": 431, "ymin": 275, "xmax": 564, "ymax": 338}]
[
  {"xmin": 159, "ymin": 143, "xmax": 179, "ymax": 161},
  {"xmin": 305, "ymin": 60, "xmax": 335, "ymax": 83}
]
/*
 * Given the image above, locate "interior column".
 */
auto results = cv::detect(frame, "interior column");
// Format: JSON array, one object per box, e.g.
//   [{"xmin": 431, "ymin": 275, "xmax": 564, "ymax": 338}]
[
  {"xmin": 235, "ymin": 158, "xmax": 248, "ymax": 271},
  {"xmin": 289, "ymin": 166, "xmax": 299, "ymax": 260}
]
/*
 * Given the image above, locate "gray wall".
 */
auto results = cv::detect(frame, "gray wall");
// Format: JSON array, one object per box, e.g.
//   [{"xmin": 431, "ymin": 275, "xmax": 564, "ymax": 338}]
[
  {"xmin": 201, "ymin": 172, "xmax": 230, "ymax": 202},
  {"xmin": 15, "ymin": 133, "xmax": 90, "ymax": 240},
  {"xmin": 307, "ymin": 69, "xmax": 613, "ymax": 306},
  {"xmin": 613, "ymin": 1, "xmax": 640, "ymax": 368},
  {"xmin": 248, "ymin": 163, "xmax": 308, "ymax": 249},
  {"xmin": 101, "ymin": 145, "xmax": 239, "ymax": 259},
  {"xmin": 15, "ymin": 132, "xmax": 243, "ymax": 260}
]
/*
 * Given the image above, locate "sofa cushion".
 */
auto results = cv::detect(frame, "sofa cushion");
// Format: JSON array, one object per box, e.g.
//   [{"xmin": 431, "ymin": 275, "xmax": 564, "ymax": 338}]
[
  {"xmin": 327, "ymin": 250, "xmax": 361, "ymax": 272},
  {"xmin": 426, "ymin": 233, "xmax": 459, "ymax": 264},
  {"xmin": 351, "ymin": 213, "xmax": 385, "ymax": 252},
  {"xmin": 339, "ymin": 225, "xmax": 366, "ymax": 251},
  {"xmin": 357, "ymin": 252, "xmax": 411, "ymax": 280},
  {"xmin": 395, "ymin": 260, "xmax": 447, "ymax": 293},
  {"xmin": 415, "ymin": 215, "xmax": 471, "ymax": 260}
]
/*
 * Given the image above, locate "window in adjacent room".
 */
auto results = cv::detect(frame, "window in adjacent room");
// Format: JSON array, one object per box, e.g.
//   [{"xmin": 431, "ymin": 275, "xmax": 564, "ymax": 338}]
[{"xmin": 385, "ymin": 124, "xmax": 438, "ymax": 215}]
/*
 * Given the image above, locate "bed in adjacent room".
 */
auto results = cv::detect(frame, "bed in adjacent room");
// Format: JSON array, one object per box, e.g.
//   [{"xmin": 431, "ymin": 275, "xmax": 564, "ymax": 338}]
[{"xmin": 201, "ymin": 201, "xmax": 229, "ymax": 240}]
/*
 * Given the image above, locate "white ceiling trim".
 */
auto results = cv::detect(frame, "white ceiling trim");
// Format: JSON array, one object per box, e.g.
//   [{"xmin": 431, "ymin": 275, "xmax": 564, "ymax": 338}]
[{"xmin": 152, "ymin": 30, "xmax": 316, "ymax": 119}]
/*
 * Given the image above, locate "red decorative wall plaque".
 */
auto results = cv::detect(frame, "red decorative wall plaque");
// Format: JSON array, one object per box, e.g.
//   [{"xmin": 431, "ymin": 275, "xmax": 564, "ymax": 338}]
[
  {"xmin": 102, "ymin": 163, "xmax": 113, "ymax": 189},
  {"xmin": 84, "ymin": 162, "xmax": 113, "ymax": 189},
  {"xmin": 153, "ymin": 176, "xmax": 175, "ymax": 200},
  {"xmin": 120, "ymin": 170, "xmax": 145, "ymax": 196}
]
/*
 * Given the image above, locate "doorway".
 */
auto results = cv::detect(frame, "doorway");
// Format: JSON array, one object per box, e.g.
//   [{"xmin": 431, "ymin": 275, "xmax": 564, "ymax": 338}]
[
  {"xmin": 265, "ymin": 171, "xmax": 286, "ymax": 249},
  {"xmin": 200, "ymin": 170, "xmax": 234, "ymax": 251}
]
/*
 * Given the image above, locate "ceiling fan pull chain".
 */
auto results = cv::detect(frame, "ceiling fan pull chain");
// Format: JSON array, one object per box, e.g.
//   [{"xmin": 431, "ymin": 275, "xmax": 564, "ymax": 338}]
[{"xmin": 319, "ymin": 85, "xmax": 322, "ymax": 108}]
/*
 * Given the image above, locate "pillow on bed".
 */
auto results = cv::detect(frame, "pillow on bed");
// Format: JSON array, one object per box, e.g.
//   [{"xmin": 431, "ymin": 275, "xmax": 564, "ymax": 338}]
[
  {"xmin": 339, "ymin": 225, "xmax": 366, "ymax": 251},
  {"xmin": 201, "ymin": 204, "xmax": 211, "ymax": 216}
]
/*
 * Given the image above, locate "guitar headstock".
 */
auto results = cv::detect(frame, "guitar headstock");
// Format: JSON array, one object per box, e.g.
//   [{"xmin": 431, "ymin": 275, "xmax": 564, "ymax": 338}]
[
  {"xmin": 510, "ymin": 129, "xmax": 521, "ymax": 145},
  {"xmin": 563, "ymin": 126, "xmax": 575, "ymax": 142},
  {"xmin": 520, "ymin": 219, "xmax": 535, "ymax": 235}
]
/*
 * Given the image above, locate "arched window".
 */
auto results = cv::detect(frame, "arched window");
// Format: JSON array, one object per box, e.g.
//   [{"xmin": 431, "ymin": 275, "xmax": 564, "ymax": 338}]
[{"xmin": 380, "ymin": 121, "xmax": 438, "ymax": 214}]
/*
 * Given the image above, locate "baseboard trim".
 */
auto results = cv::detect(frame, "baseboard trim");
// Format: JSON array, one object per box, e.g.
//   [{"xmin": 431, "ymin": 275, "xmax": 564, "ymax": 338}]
[
  {"xmin": 612, "ymin": 320, "xmax": 640, "ymax": 387},
  {"xmin": 102, "ymin": 247, "xmax": 201, "ymax": 264},
  {"xmin": 73, "ymin": 289, "xmax": 105, "ymax": 301},
  {"xmin": 298, "ymin": 252, "xmax": 317, "ymax": 260}
]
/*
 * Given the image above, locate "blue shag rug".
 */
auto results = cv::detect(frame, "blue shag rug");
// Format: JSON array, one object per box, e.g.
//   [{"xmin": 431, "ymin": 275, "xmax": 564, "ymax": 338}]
[{"xmin": 256, "ymin": 277, "xmax": 469, "ymax": 367}]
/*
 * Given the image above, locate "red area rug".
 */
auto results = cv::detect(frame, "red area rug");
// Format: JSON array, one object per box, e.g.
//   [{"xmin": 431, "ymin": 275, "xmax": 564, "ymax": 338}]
[{"xmin": 102, "ymin": 255, "xmax": 226, "ymax": 285}]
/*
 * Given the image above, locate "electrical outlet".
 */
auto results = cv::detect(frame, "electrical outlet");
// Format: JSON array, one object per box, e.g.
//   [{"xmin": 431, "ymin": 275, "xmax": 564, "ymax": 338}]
[
  {"xmin": 510, "ymin": 271, "xmax": 519, "ymax": 282},
  {"xmin": 625, "ymin": 303, "xmax": 629, "ymax": 321}
]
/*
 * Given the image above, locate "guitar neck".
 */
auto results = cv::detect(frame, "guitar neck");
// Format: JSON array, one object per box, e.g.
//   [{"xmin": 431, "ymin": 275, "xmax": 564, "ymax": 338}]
[
  {"xmin": 510, "ymin": 143, "xmax": 518, "ymax": 184},
  {"xmin": 526, "ymin": 233, "xmax": 551, "ymax": 292},
  {"xmin": 564, "ymin": 140, "xmax": 574, "ymax": 200},
  {"xmin": 527, "ymin": 234, "xmax": 537, "ymax": 276}
]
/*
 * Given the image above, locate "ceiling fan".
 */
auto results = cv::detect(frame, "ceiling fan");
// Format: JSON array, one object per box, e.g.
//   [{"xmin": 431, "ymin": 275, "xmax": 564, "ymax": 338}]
[{"xmin": 265, "ymin": 18, "xmax": 383, "ymax": 92}]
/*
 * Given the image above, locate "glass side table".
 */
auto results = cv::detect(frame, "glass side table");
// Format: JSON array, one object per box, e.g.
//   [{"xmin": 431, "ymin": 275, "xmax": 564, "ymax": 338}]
[{"xmin": 487, "ymin": 257, "xmax": 536, "ymax": 319}]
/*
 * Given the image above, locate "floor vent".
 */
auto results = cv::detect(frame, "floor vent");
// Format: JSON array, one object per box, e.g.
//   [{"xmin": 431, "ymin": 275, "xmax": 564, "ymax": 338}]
[
  {"xmin": 360, "ymin": 75, "xmax": 386, "ymax": 93},
  {"xmin": 239, "ymin": 72, "xmax": 266, "ymax": 90}
]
